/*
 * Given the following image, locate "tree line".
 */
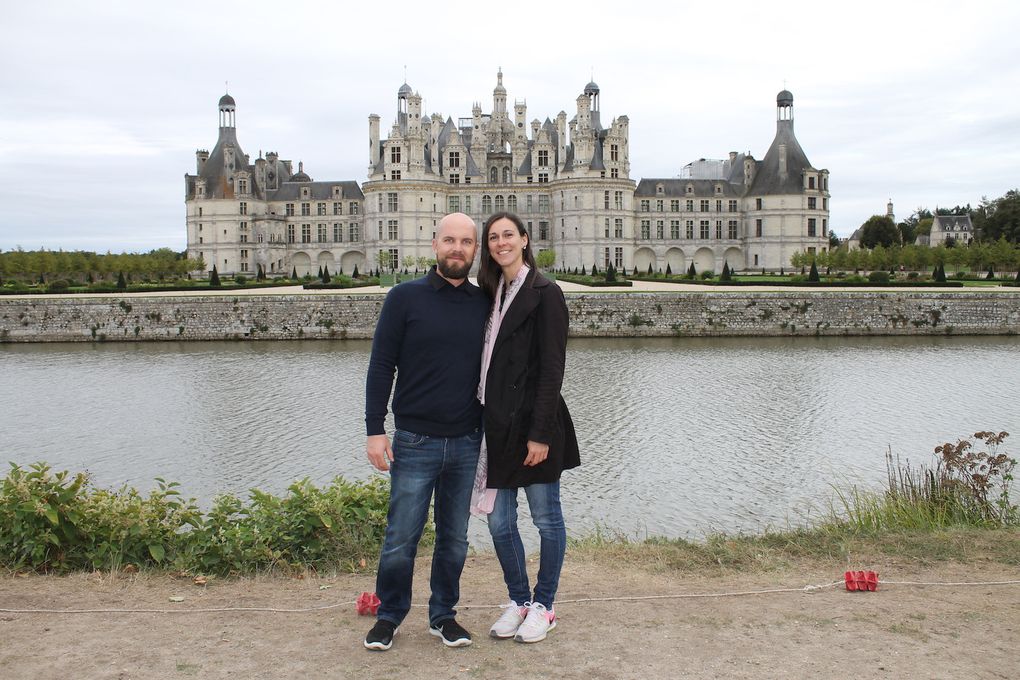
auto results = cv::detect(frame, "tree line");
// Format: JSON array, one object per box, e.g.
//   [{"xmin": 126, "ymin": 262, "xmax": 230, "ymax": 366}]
[
  {"xmin": 0, "ymin": 248, "xmax": 205, "ymax": 284},
  {"xmin": 793, "ymin": 238, "xmax": 1020, "ymax": 274}
]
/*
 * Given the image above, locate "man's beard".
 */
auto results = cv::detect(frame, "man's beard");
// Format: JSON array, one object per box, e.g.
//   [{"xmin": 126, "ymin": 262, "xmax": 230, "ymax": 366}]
[{"xmin": 437, "ymin": 256, "xmax": 471, "ymax": 279}]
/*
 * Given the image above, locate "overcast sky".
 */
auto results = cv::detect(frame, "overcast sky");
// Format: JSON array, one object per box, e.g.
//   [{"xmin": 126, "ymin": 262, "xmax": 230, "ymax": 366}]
[{"xmin": 2, "ymin": 0, "xmax": 1018, "ymax": 252}]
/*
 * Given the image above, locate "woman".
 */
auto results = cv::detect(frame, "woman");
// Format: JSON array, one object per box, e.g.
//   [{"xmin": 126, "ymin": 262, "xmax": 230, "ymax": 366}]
[{"xmin": 476, "ymin": 211, "xmax": 580, "ymax": 644}]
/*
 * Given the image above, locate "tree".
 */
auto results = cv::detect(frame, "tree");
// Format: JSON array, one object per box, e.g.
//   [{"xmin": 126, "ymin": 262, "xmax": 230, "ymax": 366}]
[
  {"xmin": 605, "ymin": 263, "xmax": 617, "ymax": 283},
  {"xmin": 322, "ymin": 264, "xmax": 331, "ymax": 284},
  {"xmin": 591, "ymin": 263, "xmax": 599, "ymax": 275},
  {"xmin": 580, "ymin": 265, "xmax": 586, "ymax": 275},
  {"xmin": 859, "ymin": 215, "xmax": 900, "ymax": 249},
  {"xmin": 116, "ymin": 271, "xmax": 127, "ymax": 290},
  {"xmin": 535, "ymin": 248, "xmax": 556, "ymax": 271},
  {"xmin": 934, "ymin": 263, "xmax": 947, "ymax": 283},
  {"xmin": 210, "ymin": 265, "xmax": 221, "ymax": 287},
  {"xmin": 291, "ymin": 266, "xmax": 298, "ymax": 279},
  {"xmin": 975, "ymin": 189, "xmax": 1020, "ymax": 243},
  {"xmin": 720, "ymin": 262, "xmax": 732, "ymax": 281},
  {"xmin": 352, "ymin": 264, "xmax": 360, "ymax": 278},
  {"xmin": 647, "ymin": 262, "xmax": 653, "ymax": 275},
  {"xmin": 828, "ymin": 229, "xmax": 840, "ymax": 249},
  {"xmin": 808, "ymin": 260, "xmax": 820, "ymax": 282},
  {"xmin": 665, "ymin": 263, "xmax": 672, "ymax": 276}
]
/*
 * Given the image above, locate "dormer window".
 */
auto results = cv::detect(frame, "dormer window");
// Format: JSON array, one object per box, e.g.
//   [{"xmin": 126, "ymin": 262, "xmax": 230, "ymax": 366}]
[
  {"xmin": 301, "ymin": 187, "xmax": 310, "ymax": 199},
  {"xmin": 333, "ymin": 186, "xmax": 342, "ymax": 199},
  {"xmin": 656, "ymin": 184, "xmax": 664, "ymax": 195},
  {"xmin": 714, "ymin": 184, "xmax": 723, "ymax": 195},
  {"xmin": 238, "ymin": 178, "xmax": 248, "ymax": 194},
  {"xmin": 686, "ymin": 184, "xmax": 694, "ymax": 195}
]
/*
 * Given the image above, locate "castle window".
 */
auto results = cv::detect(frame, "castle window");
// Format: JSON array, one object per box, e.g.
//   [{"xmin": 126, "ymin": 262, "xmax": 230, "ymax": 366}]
[
  {"xmin": 700, "ymin": 220, "xmax": 710, "ymax": 239},
  {"xmin": 287, "ymin": 225, "xmax": 295, "ymax": 242},
  {"xmin": 715, "ymin": 185, "xmax": 722, "ymax": 195},
  {"xmin": 349, "ymin": 201, "xmax": 359, "ymax": 215},
  {"xmin": 348, "ymin": 223, "xmax": 360, "ymax": 241},
  {"xmin": 756, "ymin": 219, "xmax": 763, "ymax": 237},
  {"xmin": 286, "ymin": 203, "xmax": 295, "ymax": 216},
  {"xmin": 640, "ymin": 200, "xmax": 650, "ymax": 212},
  {"xmin": 640, "ymin": 220, "xmax": 650, "ymax": 239},
  {"xmin": 728, "ymin": 220, "xmax": 738, "ymax": 239},
  {"xmin": 238, "ymin": 179, "xmax": 247, "ymax": 194},
  {"xmin": 808, "ymin": 176, "xmax": 816, "ymax": 189},
  {"xmin": 539, "ymin": 221, "xmax": 549, "ymax": 240},
  {"xmin": 686, "ymin": 220, "xmax": 694, "ymax": 239},
  {"xmin": 301, "ymin": 202, "xmax": 310, "ymax": 216},
  {"xmin": 490, "ymin": 168, "xmax": 498, "ymax": 183},
  {"xmin": 670, "ymin": 220, "xmax": 680, "ymax": 239},
  {"xmin": 610, "ymin": 168, "xmax": 618, "ymax": 178},
  {"xmin": 495, "ymin": 195, "xmax": 505, "ymax": 211},
  {"xmin": 198, "ymin": 207, "xmax": 203, "ymax": 216},
  {"xmin": 448, "ymin": 196, "xmax": 460, "ymax": 212},
  {"xmin": 333, "ymin": 186, "xmax": 342, "ymax": 198},
  {"xmin": 656, "ymin": 220, "xmax": 664, "ymax": 239},
  {"xmin": 670, "ymin": 200, "xmax": 680, "ymax": 212},
  {"xmin": 538, "ymin": 195, "xmax": 550, "ymax": 212},
  {"xmin": 391, "ymin": 170, "xmax": 401, "ymax": 180},
  {"xmin": 729, "ymin": 200, "xmax": 738, "ymax": 212},
  {"xmin": 538, "ymin": 150, "xmax": 549, "ymax": 166},
  {"xmin": 686, "ymin": 199, "xmax": 694, "ymax": 211},
  {"xmin": 333, "ymin": 223, "xmax": 342, "ymax": 242},
  {"xmin": 388, "ymin": 220, "xmax": 398, "ymax": 240},
  {"xmin": 449, "ymin": 173, "xmax": 460, "ymax": 184},
  {"xmin": 605, "ymin": 191, "xmax": 610, "ymax": 209},
  {"xmin": 756, "ymin": 198, "xmax": 763, "ymax": 210},
  {"xmin": 317, "ymin": 202, "xmax": 326, "ymax": 216},
  {"xmin": 508, "ymin": 195, "xmax": 516, "ymax": 212},
  {"xmin": 449, "ymin": 151, "xmax": 460, "ymax": 168},
  {"xmin": 808, "ymin": 197, "xmax": 817, "ymax": 210},
  {"xmin": 302, "ymin": 188, "xmax": 310, "ymax": 199},
  {"xmin": 504, "ymin": 168, "xmax": 510, "ymax": 185},
  {"xmin": 538, "ymin": 173, "xmax": 548, "ymax": 184},
  {"xmin": 615, "ymin": 219, "xmax": 623, "ymax": 238},
  {"xmin": 686, "ymin": 185, "xmax": 693, "ymax": 195},
  {"xmin": 715, "ymin": 200, "xmax": 722, "ymax": 212},
  {"xmin": 301, "ymin": 224, "xmax": 311, "ymax": 243},
  {"xmin": 318, "ymin": 224, "xmax": 327, "ymax": 242},
  {"xmin": 391, "ymin": 147, "xmax": 401, "ymax": 163},
  {"xmin": 656, "ymin": 200, "xmax": 664, "ymax": 212},
  {"xmin": 700, "ymin": 200, "xmax": 710, "ymax": 212},
  {"xmin": 808, "ymin": 218, "xmax": 817, "ymax": 237},
  {"xmin": 715, "ymin": 221, "xmax": 723, "ymax": 239},
  {"xmin": 614, "ymin": 248, "xmax": 623, "ymax": 268},
  {"xmin": 605, "ymin": 218, "xmax": 610, "ymax": 237},
  {"xmin": 611, "ymin": 144, "xmax": 619, "ymax": 162},
  {"xmin": 465, "ymin": 196, "xmax": 472, "ymax": 212},
  {"xmin": 483, "ymin": 195, "xmax": 492, "ymax": 213},
  {"xmin": 387, "ymin": 193, "xmax": 398, "ymax": 211},
  {"xmin": 656, "ymin": 184, "xmax": 664, "ymax": 195},
  {"xmin": 615, "ymin": 191, "xmax": 624, "ymax": 210},
  {"xmin": 239, "ymin": 201, "xmax": 247, "ymax": 216},
  {"xmin": 333, "ymin": 202, "xmax": 342, "ymax": 215}
]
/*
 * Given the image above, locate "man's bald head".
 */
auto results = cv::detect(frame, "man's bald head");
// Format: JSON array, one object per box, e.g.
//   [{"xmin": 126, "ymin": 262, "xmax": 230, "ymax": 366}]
[{"xmin": 433, "ymin": 212, "xmax": 478, "ymax": 283}]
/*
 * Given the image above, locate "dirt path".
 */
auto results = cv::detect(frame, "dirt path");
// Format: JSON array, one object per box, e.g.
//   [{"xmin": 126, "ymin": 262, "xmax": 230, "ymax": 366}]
[{"xmin": 2, "ymin": 555, "xmax": 1018, "ymax": 679}]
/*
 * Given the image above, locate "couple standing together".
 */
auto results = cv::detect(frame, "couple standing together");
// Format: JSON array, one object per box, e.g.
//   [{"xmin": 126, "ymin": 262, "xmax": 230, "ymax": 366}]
[{"xmin": 363, "ymin": 211, "xmax": 580, "ymax": 650}]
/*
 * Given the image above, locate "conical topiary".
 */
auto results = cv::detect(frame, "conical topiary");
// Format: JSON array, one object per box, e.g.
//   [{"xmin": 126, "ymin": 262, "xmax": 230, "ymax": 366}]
[
  {"xmin": 322, "ymin": 265, "xmax": 331, "ymax": 284},
  {"xmin": 808, "ymin": 260, "xmax": 820, "ymax": 282},
  {"xmin": 210, "ymin": 265, "xmax": 221, "ymax": 287}
]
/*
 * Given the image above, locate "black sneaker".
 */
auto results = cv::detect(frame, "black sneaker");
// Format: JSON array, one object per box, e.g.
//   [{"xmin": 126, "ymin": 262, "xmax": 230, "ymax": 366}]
[
  {"xmin": 428, "ymin": 618, "xmax": 473, "ymax": 647},
  {"xmin": 364, "ymin": 619, "xmax": 397, "ymax": 651}
]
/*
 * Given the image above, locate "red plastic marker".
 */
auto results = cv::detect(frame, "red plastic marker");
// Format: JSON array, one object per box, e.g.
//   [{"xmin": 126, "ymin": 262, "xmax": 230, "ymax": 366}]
[{"xmin": 356, "ymin": 591, "xmax": 381, "ymax": 615}]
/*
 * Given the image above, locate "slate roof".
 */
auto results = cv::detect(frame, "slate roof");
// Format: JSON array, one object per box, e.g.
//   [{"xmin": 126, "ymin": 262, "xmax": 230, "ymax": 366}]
[
  {"xmin": 634, "ymin": 178, "xmax": 742, "ymax": 198},
  {"xmin": 268, "ymin": 181, "xmax": 364, "ymax": 202},
  {"xmin": 748, "ymin": 118, "xmax": 814, "ymax": 195}
]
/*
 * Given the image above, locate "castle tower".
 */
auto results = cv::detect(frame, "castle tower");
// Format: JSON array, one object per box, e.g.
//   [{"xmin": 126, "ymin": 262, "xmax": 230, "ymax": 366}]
[
  {"xmin": 397, "ymin": 81, "xmax": 412, "ymax": 134},
  {"xmin": 493, "ymin": 69, "xmax": 507, "ymax": 115},
  {"xmin": 218, "ymin": 93, "xmax": 236, "ymax": 130}
]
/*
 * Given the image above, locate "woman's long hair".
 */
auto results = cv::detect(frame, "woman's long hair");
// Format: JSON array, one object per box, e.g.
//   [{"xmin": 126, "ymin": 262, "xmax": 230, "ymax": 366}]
[{"xmin": 478, "ymin": 211, "xmax": 537, "ymax": 299}]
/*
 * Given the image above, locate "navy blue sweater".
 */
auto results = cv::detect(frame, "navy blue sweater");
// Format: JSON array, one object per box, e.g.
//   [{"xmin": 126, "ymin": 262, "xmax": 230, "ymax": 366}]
[{"xmin": 365, "ymin": 268, "xmax": 490, "ymax": 437}]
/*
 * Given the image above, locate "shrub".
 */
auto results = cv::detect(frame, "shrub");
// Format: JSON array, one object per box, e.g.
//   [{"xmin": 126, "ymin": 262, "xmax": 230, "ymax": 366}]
[
  {"xmin": 234, "ymin": 275, "xmax": 247, "ymax": 285},
  {"xmin": 0, "ymin": 463, "xmax": 396, "ymax": 574},
  {"xmin": 700, "ymin": 270, "xmax": 714, "ymax": 279},
  {"xmin": 868, "ymin": 271, "xmax": 891, "ymax": 283},
  {"xmin": 46, "ymin": 280, "xmax": 71, "ymax": 293},
  {"xmin": 907, "ymin": 271, "xmax": 919, "ymax": 279}
]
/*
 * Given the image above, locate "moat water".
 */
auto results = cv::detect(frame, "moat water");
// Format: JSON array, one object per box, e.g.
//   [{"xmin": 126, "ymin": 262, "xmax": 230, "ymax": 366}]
[{"xmin": 2, "ymin": 337, "xmax": 1018, "ymax": 546}]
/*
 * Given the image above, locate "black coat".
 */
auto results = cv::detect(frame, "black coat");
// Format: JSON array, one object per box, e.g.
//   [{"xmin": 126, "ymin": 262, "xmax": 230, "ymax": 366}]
[{"xmin": 483, "ymin": 269, "xmax": 580, "ymax": 488}]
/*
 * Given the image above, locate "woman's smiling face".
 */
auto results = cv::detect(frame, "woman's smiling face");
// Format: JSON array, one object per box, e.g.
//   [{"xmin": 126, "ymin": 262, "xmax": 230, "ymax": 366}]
[{"xmin": 487, "ymin": 217, "xmax": 528, "ymax": 271}]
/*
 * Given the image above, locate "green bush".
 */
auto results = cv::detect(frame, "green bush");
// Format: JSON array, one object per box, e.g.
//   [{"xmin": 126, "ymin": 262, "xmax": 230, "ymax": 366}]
[
  {"xmin": 46, "ymin": 280, "xmax": 71, "ymax": 293},
  {"xmin": 700, "ymin": 270, "xmax": 714, "ymax": 279},
  {"xmin": 0, "ymin": 463, "xmax": 396, "ymax": 574},
  {"xmin": 234, "ymin": 275, "xmax": 247, "ymax": 285},
  {"xmin": 868, "ymin": 271, "xmax": 891, "ymax": 283}
]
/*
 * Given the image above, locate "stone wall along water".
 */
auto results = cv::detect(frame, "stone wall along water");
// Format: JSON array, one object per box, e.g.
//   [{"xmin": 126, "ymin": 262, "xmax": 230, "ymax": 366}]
[{"xmin": 1, "ymin": 291, "xmax": 1019, "ymax": 342}]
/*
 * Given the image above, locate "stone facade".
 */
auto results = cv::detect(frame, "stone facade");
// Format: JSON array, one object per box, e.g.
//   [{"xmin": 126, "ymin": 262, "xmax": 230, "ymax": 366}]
[
  {"xmin": 185, "ymin": 75, "xmax": 831, "ymax": 276},
  {"xmin": 4, "ymin": 292, "xmax": 1018, "ymax": 342}
]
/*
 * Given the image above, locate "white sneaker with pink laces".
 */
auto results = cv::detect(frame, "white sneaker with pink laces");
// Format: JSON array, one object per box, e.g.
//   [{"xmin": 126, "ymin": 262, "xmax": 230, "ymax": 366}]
[
  {"xmin": 514, "ymin": 601, "xmax": 556, "ymax": 643},
  {"xmin": 490, "ymin": 600, "xmax": 528, "ymax": 639}
]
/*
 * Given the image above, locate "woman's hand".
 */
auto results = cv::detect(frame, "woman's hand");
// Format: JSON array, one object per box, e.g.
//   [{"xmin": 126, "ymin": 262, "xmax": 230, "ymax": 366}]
[{"xmin": 523, "ymin": 440, "xmax": 549, "ymax": 466}]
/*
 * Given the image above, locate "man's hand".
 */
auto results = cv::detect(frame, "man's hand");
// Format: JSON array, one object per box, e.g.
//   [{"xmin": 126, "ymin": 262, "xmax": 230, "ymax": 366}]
[
  {"xmin": 367, "ymin": 434, "xmax": 394, "ymax": 471},
  {"xmin": 523, "ymin": 440, "xmax": 549, "ymax": 467}
]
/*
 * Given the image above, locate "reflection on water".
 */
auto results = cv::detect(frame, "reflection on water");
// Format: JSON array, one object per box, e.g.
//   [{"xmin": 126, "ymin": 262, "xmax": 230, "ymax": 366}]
[{"xmin": 2, "ymin": 336, "xmax": 1019, "ymax": 546}]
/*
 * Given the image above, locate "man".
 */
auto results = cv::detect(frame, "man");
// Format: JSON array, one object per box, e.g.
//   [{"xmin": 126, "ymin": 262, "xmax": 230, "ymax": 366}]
[{"xmin": 363, "ymin": 212, "xmax": 490, "ymax": 651}]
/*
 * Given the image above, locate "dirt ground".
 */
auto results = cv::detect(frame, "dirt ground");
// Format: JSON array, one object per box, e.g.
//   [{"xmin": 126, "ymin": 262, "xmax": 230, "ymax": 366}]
[{"xmin": 1, "ymin": 554, "xmax": 1018, "ymax": 680}]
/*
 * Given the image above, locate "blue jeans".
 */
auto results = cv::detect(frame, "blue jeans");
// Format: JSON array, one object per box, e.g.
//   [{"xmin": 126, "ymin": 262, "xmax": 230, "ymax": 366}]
[
  {"xmin": 487, "ymin": 482, "xmax": 566, "ymax": 610},
  {"xmin": 375, "ymin": 428, "xmax": 481, "ymax": 627}
]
